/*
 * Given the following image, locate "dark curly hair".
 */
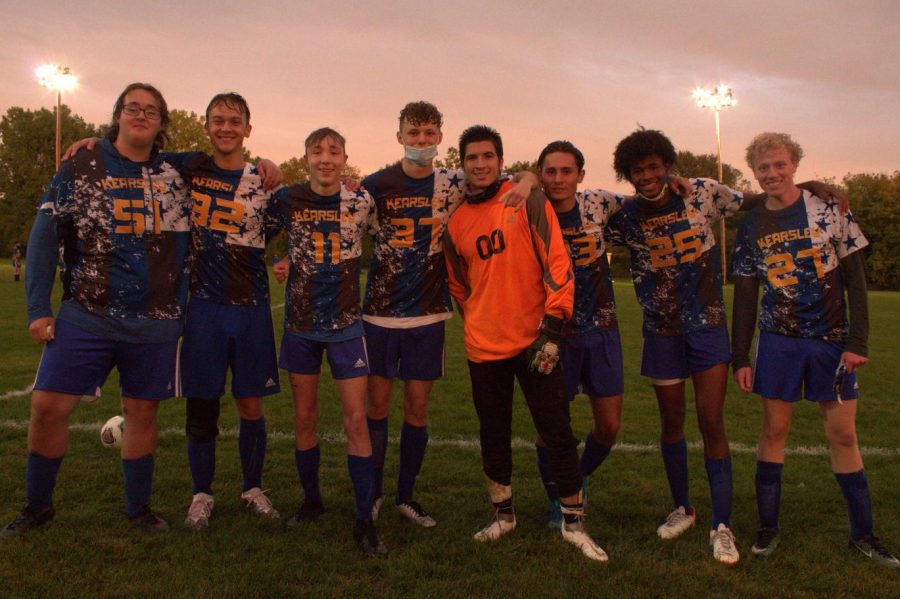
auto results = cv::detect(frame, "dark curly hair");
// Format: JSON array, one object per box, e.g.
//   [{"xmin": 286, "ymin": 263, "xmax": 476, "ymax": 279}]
[
  {"xmin": 399, "ymin": 101, "xmax": 443, "ymax": 130},
  {"xmin": 612, "ymin": 128, "xmax": 676, "ymax": 182},
  {"xmin": 458, "ymin": 125, "xmax": 503, "ymax": 160},
  {"xmin": 105, "ymin": 82, "xmax": 170, "ymax": 151}
]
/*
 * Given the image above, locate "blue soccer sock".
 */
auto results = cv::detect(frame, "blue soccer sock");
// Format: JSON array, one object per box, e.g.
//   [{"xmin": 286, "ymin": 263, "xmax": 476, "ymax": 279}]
[
  {"xmin": 661, "ymin": 439, "xmax": 691, "ymax": 511},
  {"xmin": 835, "ymin": 469, "xmax": 874, "ymax": 540},
  {"xmin": 535, "ymin": 444, "xmax": 560, "ymax": 503},
  {"xmin": 294, "ymin": 445, "xmax": 322, "ymax": 505},
  {"xmin": 239, "ymin": 417, "xmax": 267, "ymax": 492},
  {"xmin": 367, "ymin": 417, "xmax": 388, "ymax": 500},
  {"xmin": 580, "ymin": 432, "xmax": 612, "ymax": 478},
  {"xmin": 755, "ymin": 460, "xmax": 784, "ymax": 530},
  {"xmin": 187, "ymin": 438, "xmax": 216, "ymax": 495},
  {"xmin": 397, "ymin": 422, "xmax": 428, "ymax": 505},
  {"xmin": 25, "ymin": 453, "xmax": 63, "ymax": 510},
  {"xmin": 705, "ymin": 456, "xmax": 733, "ymax": 529},
  {"xmin": 123, "ymin": 455, "xmax": 155, "ymax": 517},
  {"xmin": 348, "ymin": 454, "xmax": 375, "ymax": 521}
]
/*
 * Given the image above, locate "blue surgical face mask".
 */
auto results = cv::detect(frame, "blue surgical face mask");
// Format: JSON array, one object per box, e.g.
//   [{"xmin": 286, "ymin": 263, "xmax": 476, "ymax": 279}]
[{"xmin": 404, "ymin": 144, "xmax": 439, "ymax": 166}]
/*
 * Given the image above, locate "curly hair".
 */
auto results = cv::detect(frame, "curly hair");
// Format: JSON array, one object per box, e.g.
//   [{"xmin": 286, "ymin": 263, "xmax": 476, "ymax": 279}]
[
  {"xmin": 745, "ymin": 132, "xmax": 804, "ymax": 168},
  {"xmin": 399, "ymin": 101, "xmax": 443, "ymax": 130},
  {"xmin": 537, "ymin": 140, "xmax": 585, "ymax": 171},
  {"xmin": 612, "ymin": 128, "xmax": 676, "ymax": 182},
  {"xmin": 105, "ymin": 82, "xmax": 170, "ymax": 151},
  {"xmin": 458, "ymin": 125, "xmax": 503, "ymax": 160}
]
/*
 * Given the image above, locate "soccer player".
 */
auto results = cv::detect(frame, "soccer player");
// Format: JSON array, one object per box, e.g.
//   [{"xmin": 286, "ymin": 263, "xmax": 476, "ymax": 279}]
[
  {"xmin": 180, "ymin": 93, "xmax": 280, "ymax": 529},
  {"xmin": 607, "ymin": 128, "xmax": 746, "ymax": 564},
  {"xmin": 732, "ymin": 132, "xmax": 899, "ymax": 569},
  {"xmin": 607, "ymin": 128, "xmax": 845, "ymax": 565},
  {"xmin": 1, "ymin": 83, "xmax": 192, "ymax": 539},
  {"xmin": 532, "ymin": 141, "xmax": 625, "ymax": 526},
  {"xmin": 444, "ymin": 125, "xmax": 608, "ymax": 562},
  {"xmin": 362, "ymin": 101, "xmax": 536, "ymax": 528},
  {"xmin": 271, "ymin": 128, "xmax": 386, "ymax": 557}
]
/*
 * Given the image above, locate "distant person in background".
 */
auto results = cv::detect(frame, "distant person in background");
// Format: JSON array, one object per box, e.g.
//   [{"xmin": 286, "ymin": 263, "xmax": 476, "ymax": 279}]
[
  {"xmin": 732, "ymin": 132, "xmax": 899, "ymax": 569},
  {"xmin": 12, "ymin": 243, "xmax": 22, "ymax": 282}
]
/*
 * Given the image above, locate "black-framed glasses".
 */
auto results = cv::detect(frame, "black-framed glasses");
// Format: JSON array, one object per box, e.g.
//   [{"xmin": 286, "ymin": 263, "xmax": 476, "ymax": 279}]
[{"xmin": 122, "ymin": 103, "xmax": 161, "ymax": 121}]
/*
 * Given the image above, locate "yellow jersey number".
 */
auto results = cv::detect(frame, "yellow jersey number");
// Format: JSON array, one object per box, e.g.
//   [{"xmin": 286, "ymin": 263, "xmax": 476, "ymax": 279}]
[
  {"xmin": 648, "ymin": 228, "xmax": 703, "ymax": 268},
  {"xmin": 568, "ymin": 234, "xmax": 600, "ymax": 267},
  {"xmin": 312, "ymin": 231, "xmax": 341, "ymax": 265},
  {"xmin": 765, "ymin": 248, "xmax": 825, "ymax": 288},
  {"xmin": 191, "ymin": 191, "xmax": 245, "ymax": 234},
  {"xmin": 389, "ymin": 217, "xmax": 442, "ymax": 251}
]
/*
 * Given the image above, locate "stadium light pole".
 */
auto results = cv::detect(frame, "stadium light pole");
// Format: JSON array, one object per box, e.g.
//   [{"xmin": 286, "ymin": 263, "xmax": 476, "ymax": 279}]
[
  {"xmin": 693, "ymin": 85, "xmax": 736, "ymax": 282},
  {"xmin": 36, "ymin": 64, "xmax": 78, "ymax": 170}
]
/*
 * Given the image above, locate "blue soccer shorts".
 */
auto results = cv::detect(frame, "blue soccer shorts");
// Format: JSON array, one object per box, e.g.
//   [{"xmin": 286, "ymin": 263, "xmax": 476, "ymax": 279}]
[
  {"xmin": 561, "ymin": 329, "xmax": 624, "ymax": 400},
  {"xmin": 640, "ymin": 324, "xmax": 731, "ymax": 383},
  {"xmin": 179, "ymin": 298, "xmax": 280, "ymax": 400},
  {"xmin": 752, "ymin": 331, "xmax": 859, "ymax": 402},
  {"xmin": 363, "ymin": 320, "xmax": 445, "ymax": 381},
  {"xmin": 279, "ymin": 333, "xmax": 370, "ymax": 379},
  {"xmin": 34, "ymin": 318, "xmax": 177, "ymax": 400}
]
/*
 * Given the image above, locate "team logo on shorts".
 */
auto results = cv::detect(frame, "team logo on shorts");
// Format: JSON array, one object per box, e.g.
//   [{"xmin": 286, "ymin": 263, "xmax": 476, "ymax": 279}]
[{"xmin": 354, "ymin": 358, "xmax": 367, "ymax": 369}]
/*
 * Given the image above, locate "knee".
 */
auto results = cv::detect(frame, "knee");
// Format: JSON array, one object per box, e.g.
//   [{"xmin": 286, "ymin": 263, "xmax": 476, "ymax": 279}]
[
  {"xmin": 595, "ymin": 419, "xmax": 620, "ymax": 445},
  {"xmin": 403, "ymin": 401, "xmax": 428, "ymax": 427},
  {"xmin": 186, "ymin": 398, "xmax": 220, "ymax": 442},
  {"xmin": 826, "ymin": 426, "xmax": 858, "ymax": 450},
  {"xmin": 236, "ymin": 397, "xmax": 263, "ymax": 420},
  {"xmin": 343, "ymin": 412, "xmax": 368, "ymax": 443},
  {"xmin": 760, "ymin": 420, "xmax": 790, "ymax": 446}
]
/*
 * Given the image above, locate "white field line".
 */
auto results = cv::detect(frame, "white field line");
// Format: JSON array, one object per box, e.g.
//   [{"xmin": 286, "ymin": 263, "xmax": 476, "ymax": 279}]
[
  {"xmin": 0, "ymin": 385, "xmax": 33, "ymax": 401},
  {"xmin": 1, "ymin": 419, "xmax": 898, "ymax": 457}
]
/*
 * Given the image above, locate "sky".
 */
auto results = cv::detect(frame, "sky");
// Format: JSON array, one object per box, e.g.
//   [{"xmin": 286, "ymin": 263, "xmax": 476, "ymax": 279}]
[{"xmin": 1, "ymin": 0, "xmax": 898, "ymax": 193}]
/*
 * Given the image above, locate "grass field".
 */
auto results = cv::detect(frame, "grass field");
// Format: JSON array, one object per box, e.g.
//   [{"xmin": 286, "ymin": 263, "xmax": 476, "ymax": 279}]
[{"xmin": 0, "ymin": 263, "xmax": 898, "ymax": 598}]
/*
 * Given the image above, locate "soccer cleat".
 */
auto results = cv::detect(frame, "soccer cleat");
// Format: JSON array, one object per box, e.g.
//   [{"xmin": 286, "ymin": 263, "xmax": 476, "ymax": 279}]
[
  {"xmin": 473, "ymin": 510, "xmax": 517, "ymax": 542},
  {"xmin": 285, "ymin": 500, "xmax": 325, "ymax": 527},
  {"xmin": 547, "ymin": 499, "xmax": 563, "ymax": 529},
  {"xmin": 561, "ymin": 518, "xmax": 609, "ymax": 562},
  {"xmin": 850, "ymin": 535, "xmax": 900, "ymax": 570},
  {"xmin": 353, "ymin": 518, "xmax": 389, "ymax": 558},
  {"xmin": 371, "ymin": 496, "xmax": 383, "ymax": 521},
  {"xmin": 396, "ymin": 501, "xmax": 437, "ymax": 528},
  {"xmin": 185, "ymin": 493, "xmax": 214, "ymax": 530},
  {"xmin": 241, "ymin": 487, "xmax": 280, "ymax": 519},
  {"xmin": 129, "ymin": 505, "xmax": 169, "ymax": 533},
  {"xmin": 751, "ymin": 527, "xmax": 781, "ymax": 557},
  {"xmin": 657, "ymin": 505, "xmax": 696, "ymax": 540},
  {"xmin": 709, "ymin": 523, "xmax": 740, "ymax": 565},
  {"xmin": 0, "ymin": 505, "xmax": 55, "ymax": 541}
]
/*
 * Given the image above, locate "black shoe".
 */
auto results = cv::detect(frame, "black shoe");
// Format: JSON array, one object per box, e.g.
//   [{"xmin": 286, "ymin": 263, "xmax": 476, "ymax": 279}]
[
  {"xmin": 751, "ymin": 527, "xmax": 781, "ymax": 557},
  {"xmin": 128, "ymin": 505, "xmax": 169, "ymax": 533},
  {"xmin": 353, "ymin": 518, "xmax": 389, "ymax": 558},
  {"xmin": 850, "ymin": 534, "xmax": 900, "ymax": 570},
  {"xmin": 0, "ymin": 505, "xmax": 55, "ymax": 540},
  {"xmin": 286, "ymin": 501, "xmax": 326, "ymax": 527}
]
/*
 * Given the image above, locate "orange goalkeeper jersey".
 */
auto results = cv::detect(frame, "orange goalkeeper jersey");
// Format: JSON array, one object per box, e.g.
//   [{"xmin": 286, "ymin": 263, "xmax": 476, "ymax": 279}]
[{"xmin": 444, "ymin": 180, "xmax": 574, "ymax": 362}]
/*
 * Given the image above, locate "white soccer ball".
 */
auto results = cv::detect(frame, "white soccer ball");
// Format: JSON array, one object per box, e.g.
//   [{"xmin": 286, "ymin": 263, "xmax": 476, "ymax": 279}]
[{"xmin": 100, "ymin": 415, "xmax": 125, "ymax": 448}]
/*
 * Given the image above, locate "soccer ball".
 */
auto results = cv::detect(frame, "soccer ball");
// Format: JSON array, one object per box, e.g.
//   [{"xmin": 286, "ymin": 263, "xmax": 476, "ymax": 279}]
[{"xmin": 100, "ymin": 415, "xmax": 125, "ymax": 448}]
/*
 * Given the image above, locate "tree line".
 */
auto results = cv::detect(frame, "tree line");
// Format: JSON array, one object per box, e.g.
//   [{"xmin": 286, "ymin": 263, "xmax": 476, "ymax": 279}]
[{"xmin": 1, "ymin": 106, "xmax": 897, "ymax": 289}]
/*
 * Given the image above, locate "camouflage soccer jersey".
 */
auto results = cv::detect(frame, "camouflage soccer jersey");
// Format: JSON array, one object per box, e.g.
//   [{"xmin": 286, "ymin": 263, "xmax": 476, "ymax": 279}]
[
  {"xmin": 606, "ymin": 178, "xmax": 743, "ymax": 336},
  {"xmin": 733, "ymin": 189, "xmax": 868, "ymax": 340}
]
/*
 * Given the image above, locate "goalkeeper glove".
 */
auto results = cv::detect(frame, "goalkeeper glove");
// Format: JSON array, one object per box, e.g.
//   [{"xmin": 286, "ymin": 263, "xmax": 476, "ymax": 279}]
[{"xmin": 527, "ymin": 315, "xmax": 564, "ymax": 375}]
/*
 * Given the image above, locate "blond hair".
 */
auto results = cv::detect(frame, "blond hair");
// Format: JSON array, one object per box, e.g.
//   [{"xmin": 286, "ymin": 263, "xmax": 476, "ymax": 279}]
[{"xmin": 745, "ymin": 132, "xmax": 803, "ymax": 168}]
